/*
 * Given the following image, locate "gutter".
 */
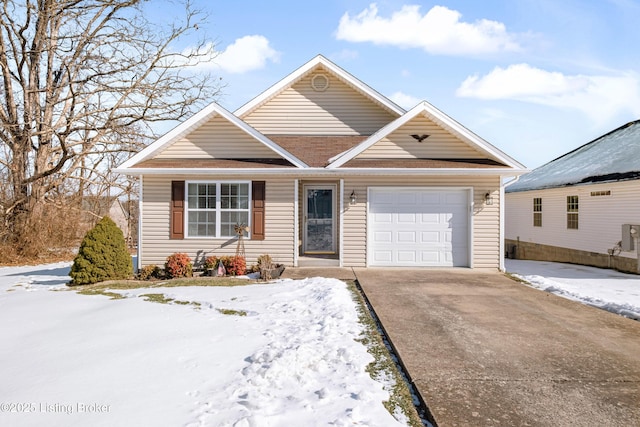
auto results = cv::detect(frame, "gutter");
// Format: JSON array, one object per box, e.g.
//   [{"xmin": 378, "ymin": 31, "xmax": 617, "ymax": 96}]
[{"xmin": 113, "ymin": 167, "xmax": 530, "ymax": 177}]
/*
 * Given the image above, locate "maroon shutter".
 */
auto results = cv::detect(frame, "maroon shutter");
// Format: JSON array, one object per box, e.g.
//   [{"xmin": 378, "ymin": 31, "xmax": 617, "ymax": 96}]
[
  {"xmin": 170, "ymin": 181, "xmax": 185, "ymax": 239},
  {"xmin": 252, "ymin": 181, "xmax": 265, "ymax": 240}
]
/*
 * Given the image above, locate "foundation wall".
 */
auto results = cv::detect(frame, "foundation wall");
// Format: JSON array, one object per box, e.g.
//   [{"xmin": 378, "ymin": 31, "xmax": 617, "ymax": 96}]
[{"xmin": 505, "ymin": 239, "xmax": 639, "ymax": 274}]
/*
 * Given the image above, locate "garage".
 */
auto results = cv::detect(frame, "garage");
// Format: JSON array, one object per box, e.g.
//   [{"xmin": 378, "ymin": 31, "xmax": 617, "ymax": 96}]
[{"xmin": 368, "ymin": 188, "xmax": 471, "ymax": 267}]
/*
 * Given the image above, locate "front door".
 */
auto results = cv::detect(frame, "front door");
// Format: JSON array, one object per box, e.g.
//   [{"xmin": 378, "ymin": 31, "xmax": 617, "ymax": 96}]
[{"xmin": 304, "ymin": 185, "xmax": 336, "ymax": 254}]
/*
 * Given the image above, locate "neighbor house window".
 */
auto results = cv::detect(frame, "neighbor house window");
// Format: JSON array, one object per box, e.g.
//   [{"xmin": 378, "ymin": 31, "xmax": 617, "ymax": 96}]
[
  {"xmin": 567, "ymin": 195, "xmax": 579, "ymax": 229},
  {"xmin": 533, "ymin": 197, "xmax": 542, "ymax": 227},
  {"xmin": 186, "ymin": 182, "xmax": 250, "ymax": 237}
]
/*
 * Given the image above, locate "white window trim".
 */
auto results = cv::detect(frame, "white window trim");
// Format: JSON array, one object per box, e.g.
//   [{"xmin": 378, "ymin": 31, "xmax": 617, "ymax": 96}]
[
  {"xmin": 184, "ymin": 180, "xmax": 252, "ymax": 239},
  {"xmin": 533, "ymin": 197, "xmax": 542, "ymax": 227},
  {"xmin": 566, "ymin": 195, "xmax": 579, "ymax": 230}
]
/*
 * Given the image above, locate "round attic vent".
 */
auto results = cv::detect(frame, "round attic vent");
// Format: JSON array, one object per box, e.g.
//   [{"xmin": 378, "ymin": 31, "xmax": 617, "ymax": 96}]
[{"xmin": 311, "ymin": 73, "xmax": 329, "ymax": 92}]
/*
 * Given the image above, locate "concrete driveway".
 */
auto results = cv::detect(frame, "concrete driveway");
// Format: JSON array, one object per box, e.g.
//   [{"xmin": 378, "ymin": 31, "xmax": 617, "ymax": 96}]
[{"xmin": 353, "ymin": 268, "xmax": 640, "ymax": 427}]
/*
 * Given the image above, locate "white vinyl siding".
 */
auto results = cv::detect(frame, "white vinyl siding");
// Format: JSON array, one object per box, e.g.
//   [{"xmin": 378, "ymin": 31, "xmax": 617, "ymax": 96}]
[
  {"xmin": 505, "ymin": 180, "xmax": 640, "ymax": 259},
  {"xmin": 154, "ymin": 116, "xmax": 279, "ymax": 159},
  {"xmin": 140, "ymin": 174, "xmax": 502, "ymax": 269},
  {"xmin": 243, "ymin": 71, "xmax": 398, "ymax": 135},
  {"xmin": 140, "ymin": 175, "xmax": 295, "ymax": 267},
  {"xmin": 356, "ymin": 115, "xmax": 486, "ymax": 159}
]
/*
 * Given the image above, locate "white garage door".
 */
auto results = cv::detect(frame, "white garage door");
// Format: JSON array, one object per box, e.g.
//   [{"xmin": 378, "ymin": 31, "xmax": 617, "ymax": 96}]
[{"xmin": 369, "ymin": 188, "xmax": 470, "ymax": 267}]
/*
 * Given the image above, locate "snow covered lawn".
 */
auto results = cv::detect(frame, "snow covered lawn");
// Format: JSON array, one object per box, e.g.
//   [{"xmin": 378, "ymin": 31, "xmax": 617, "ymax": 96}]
[
  {"xmin": 506, "ymin": 259, "xmax": 640, "ymax": 320},
  {"xmin": 0, "ymin": 263, "xmax": 411, "ymax": 427}
]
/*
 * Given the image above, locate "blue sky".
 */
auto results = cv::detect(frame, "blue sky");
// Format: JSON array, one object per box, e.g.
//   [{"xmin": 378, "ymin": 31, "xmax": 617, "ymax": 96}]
[{"xmin": 152, "ymin": 0, "xmax": 640, "ymax": 168}]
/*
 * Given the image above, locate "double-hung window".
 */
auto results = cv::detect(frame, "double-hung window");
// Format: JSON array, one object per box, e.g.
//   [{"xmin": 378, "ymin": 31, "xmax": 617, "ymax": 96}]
[
  {"xmin": 566, "ymin": 195, "xmax": 579, "ymax": 229},
  {"xmin": 533, "ymin": 198, "xmax": 542, "ymax": 227},
  {"xmin": 186, "ymin": 182, "xmax": 250, "ymax": 238}
]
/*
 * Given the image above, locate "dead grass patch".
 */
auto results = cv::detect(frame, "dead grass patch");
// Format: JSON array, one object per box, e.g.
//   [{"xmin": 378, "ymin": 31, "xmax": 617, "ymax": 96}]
[{"xmin": 345, "ymin": 280, "xmax": 425, "ymax": 427}]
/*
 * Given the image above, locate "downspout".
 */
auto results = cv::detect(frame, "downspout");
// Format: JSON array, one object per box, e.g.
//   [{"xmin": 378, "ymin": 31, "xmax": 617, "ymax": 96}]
[
  {"xmin": 294, "ymin": 179, "xmax": 299, "ymax": 267},
  {"xmin": 137, "ymin": 175, "xmax": 143, "ymax": 272},
  {"xmin": 339, "ymin": 179, "xmax": 344, "ymax": 267}
]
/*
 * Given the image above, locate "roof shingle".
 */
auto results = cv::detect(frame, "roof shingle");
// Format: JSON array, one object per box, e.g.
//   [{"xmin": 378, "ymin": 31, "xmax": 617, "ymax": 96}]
[{"xmin": 266, "ymin": 135, "xmax": 368, "ymax": 167}]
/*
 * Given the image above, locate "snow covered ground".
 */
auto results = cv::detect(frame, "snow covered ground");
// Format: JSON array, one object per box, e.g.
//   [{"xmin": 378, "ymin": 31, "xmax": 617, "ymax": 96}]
[
  {"xmin": 0, "ymin": 263, "xmax": 408, "ymax": 427},
  {"xmin": 506, "ymin": 259, "xmax": 640, "ymax": 320},
  {"xmin": 3, "ymin": 260, "xmax": 638, "ymax": 427}
]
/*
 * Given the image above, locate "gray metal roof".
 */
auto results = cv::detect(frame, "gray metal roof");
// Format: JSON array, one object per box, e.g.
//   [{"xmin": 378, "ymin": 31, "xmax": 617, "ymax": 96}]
[{"xmin": 507, "ymin": 120, "xmax": 640, "ymax": 192}]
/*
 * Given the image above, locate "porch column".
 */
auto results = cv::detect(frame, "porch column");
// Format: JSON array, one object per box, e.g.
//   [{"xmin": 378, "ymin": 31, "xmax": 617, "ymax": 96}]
[
  {"xmin": 339, "ymin": 179, "xmax": 344, "ymax": 267},
  {"xmin": 293, "ymin": 179, "xmax": 299, "ymax": 267}
]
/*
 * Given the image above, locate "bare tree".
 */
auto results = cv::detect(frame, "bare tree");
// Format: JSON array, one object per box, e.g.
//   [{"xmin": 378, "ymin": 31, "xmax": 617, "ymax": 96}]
[{"xmin": 0, "ymin": 0, "xmax": 220, "ymax": 255}]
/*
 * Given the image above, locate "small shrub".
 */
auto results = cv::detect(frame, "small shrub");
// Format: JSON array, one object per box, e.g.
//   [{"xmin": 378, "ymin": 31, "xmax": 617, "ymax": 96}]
[
  {"xmin": 257, "ymin": 254, "xmax": 274, "ymax": 280},
  {"xmin": 69, "ymin": 216, "xmax": 133, "ymax": 286},
  {"xmin": 138, "ymin": 264, "xmax": 161, "ymax": 280},
  {"xmin": 226, "ymin": 256, "xmax": 246, "ymax": 276},
  {"xmin": 165, "ymin": 253, "xmax": 193, "ymax": 279},
  {"xmin": 203, "ymin": 255, "xmax": 218, "ymax": 270},
  {"xmin": 257, "ymin": 254, "xmax": 273, "ymax": 269}
]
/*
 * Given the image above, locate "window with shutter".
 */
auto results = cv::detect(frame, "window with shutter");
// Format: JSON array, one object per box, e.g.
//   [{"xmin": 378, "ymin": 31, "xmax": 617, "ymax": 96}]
[
  {"xmin": 170, "ymin": 180, "xmax": 265, "ymax": 240},
  {"xmin": 252, "ymin": 181, "xmax": 265, "ymax": 240},
  {"xmin": 170, "ymin": 181, "xmax": 185, "ymax": 239}
]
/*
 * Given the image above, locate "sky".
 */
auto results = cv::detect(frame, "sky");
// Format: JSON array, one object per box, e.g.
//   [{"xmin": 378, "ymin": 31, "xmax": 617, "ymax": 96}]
[{"xmin": 147, "ymin": 0, "xmax": 640, "ymax": 169}]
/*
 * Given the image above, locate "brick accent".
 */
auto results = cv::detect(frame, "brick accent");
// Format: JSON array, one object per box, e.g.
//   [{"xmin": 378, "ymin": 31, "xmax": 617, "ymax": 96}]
[{"xmin": 505, "ymin": 239, "xmax": 639, "ymax": 274}]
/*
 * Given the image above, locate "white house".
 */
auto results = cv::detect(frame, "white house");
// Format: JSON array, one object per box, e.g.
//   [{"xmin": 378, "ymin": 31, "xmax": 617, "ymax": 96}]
[
  {"xmin": 505, "ymin": 120, "xmax": 640, "ymax": 273},
  {"xmin": 116, "ymin": 55, "xmax": 527, "ymax": 271}
]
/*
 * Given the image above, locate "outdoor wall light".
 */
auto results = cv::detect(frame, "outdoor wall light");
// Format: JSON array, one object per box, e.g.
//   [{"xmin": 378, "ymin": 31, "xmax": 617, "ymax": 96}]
[
  {"xmin": 350, "ymin": 190, "xmax": 357, "ymax": 204},
  {"xmin": 484, "ymin": 192, "xmax": 493, "ymax": 205}
]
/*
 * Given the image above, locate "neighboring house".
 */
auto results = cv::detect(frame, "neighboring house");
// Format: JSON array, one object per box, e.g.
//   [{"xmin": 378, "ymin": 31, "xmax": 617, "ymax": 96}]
[
  {"xmin": 81, "ymin": 195, "xmax": 138, "ymax": 247},
  {"xmin": 108, "ymin": 198, "xmax": 139, "ymax": 248},
  {"xmin": 115, "ymin": 55, "xmax": 526, "ymax": 270},
  {"xmin": 505, "ymin": 120, "xmax": 640, "ymax": 274}
]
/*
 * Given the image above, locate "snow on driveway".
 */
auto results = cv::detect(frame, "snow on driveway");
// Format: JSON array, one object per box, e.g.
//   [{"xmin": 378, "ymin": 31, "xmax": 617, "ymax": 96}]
[
  {"xmin": 506, "ymin": 259, "xmax": 640, "ymax": 320},
  {"xmin": 0, "ymin": 263, "xmax": 407, "ymax": 427}
]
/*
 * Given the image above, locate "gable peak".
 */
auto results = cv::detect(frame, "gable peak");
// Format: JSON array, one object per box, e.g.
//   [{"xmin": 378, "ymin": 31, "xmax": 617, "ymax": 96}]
[{"xmin": 234, "ymin": 54, "xmax": 404, "ymax": 118}]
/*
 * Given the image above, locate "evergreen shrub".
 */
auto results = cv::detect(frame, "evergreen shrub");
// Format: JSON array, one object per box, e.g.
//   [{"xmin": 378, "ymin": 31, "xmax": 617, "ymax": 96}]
[{"xmin": 69, "ymin": 216, "xmax": 133, "ymax": 286}]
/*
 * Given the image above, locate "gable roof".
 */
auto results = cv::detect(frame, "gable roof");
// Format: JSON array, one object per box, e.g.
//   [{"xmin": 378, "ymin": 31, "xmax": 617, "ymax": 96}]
[
  {"xmin": 115, "ymin": 102, "xmax": 308, "ymax": 172},
  {"xmin": 327, "ymin": 101, "xmax": 526, "ymax": 170},
  {"xmin": 115, "ymin": 55, "xmax": 527, "ymax": 176},
  {"xmin": 234, "ymin": 54, "xmax": 405, "ymax": 119},
  {"xmin": 507, "ymin": 120, "xmax": 640, "ymax": 192}
]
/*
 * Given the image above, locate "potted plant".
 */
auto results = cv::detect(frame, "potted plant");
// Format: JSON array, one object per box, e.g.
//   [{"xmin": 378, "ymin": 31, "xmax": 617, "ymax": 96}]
[
  {"xmin": 257, "ymin": 254, "xmax": 285, "ymax": 280},
  {"xmin": 203, "ymin": 255, "xmax": 218, "ymax": 276}
]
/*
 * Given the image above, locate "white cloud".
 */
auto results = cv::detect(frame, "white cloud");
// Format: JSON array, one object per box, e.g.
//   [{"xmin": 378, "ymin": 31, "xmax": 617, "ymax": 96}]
[
  {"xmin": 335, "ymin": 3, "xmax": 520, "ymax": 56},
  {"xmin": 457, "ymin": 64, "xmax": 640, "ymax": 123},
  {"xmin": 179, "ymin": 35, "xmax": 280, "ymax": 74},
  {"xmin": 215, "ymin": 35, "xmax": 280, "ymax": 73},
  {"xmin": 388, "ymin": 91, "xmax": 420, "ymax": 109}
]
